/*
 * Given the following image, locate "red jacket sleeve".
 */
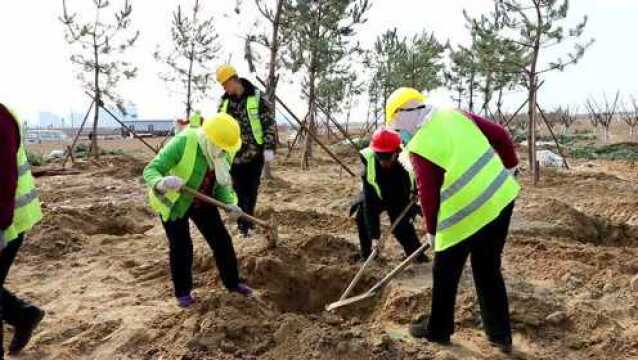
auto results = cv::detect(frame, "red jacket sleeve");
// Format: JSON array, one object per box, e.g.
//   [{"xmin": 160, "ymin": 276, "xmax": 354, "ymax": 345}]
[
  {"xmin": 410, "ymin": 154, "xmax": 444, "ymax": 236},
  {"xmin": 0, "ymin": 104, "xmax": 19, "ymax": 230},
  {"xmin": 465, "ymin": 112, "xmax": 519, "ymax": 169}
]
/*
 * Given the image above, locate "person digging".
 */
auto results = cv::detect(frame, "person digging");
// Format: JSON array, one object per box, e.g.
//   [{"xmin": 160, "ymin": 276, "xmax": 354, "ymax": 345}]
[
  {"xmin": 385, "ymin": 87, "xmax": 520, "ymax": 354},
  {"xmin": 216, "ymin": 64, "xmax": 278, "ymax": 238},
  {"xmin": 350, "ymin": 128, "xmax": 428, "ymax": 264},
  {"xmin": 144, "ymin": 113, "xmax": 253, "ymax": 308},
  {"xmin": 0, "ymin": 103, "xmax": 46, "ymax": 356}
]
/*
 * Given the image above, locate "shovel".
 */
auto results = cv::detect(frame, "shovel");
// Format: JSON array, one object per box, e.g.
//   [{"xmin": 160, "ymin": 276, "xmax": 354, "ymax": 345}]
[
  {"xmin": 337, "ymin": 196, "xmax": 418, "ymax": 302},
  {"xmin": 181, "ymin": 186, "xmax": 279, "ymax": 247},
  {"xmin": 325, "ymin": 242, "xmax": 430, "ymax": 311}
]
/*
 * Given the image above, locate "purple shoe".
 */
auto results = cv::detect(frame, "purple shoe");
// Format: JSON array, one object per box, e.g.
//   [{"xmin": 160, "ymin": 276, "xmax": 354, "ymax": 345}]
[
  {"xmin": 177, "ymin": 294, "xmax": 197, "ymax": 308},
  {"xmin": 231, "ymin": 283, "xmax": 253, "ymax": 296}
]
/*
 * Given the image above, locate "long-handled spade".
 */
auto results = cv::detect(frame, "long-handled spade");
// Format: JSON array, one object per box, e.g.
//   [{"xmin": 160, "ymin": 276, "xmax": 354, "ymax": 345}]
[
  {"xmin": 336, "ymin": 196, "xmax": 419, "ymax": 302},
  {"xmin": 181, "ymin": 186, "xmax": 279, "ymax": 247},
  {"xmin": 325, "ymin": 242, "xmax": 430, "ymax": 311}
]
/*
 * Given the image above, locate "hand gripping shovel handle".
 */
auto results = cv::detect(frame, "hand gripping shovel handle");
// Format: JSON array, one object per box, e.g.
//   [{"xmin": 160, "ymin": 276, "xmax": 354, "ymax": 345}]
[
  {"xmin": 181, "ymin": 186, "xmax": 271, "ymax": 230},
  {"xmin": 337, "ymin": 195, "xmax": 418, "ymax": 301}
]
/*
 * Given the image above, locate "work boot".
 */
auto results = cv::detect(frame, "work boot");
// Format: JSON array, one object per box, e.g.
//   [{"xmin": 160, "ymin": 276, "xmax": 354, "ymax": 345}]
[
  {"xmin": 409, "ymin": 314, "xmax": 450, "ymax": 345},
  {"xmin": 177, "ymin": 294, "xmax": 197, "ymax": 308},
  {"xmin": 8, "ymin": 307, "xmax": 45, "ymax": 355},
  {"xmin": 230, "ymin": 283, "xmax": 253, "ymax": 296}
]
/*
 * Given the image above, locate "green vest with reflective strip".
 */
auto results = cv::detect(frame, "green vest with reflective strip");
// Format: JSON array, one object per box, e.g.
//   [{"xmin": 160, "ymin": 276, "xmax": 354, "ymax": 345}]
[
  {"xmin": 190, "ymin": 112, "xmax": 202, "ymax": 128},
  {"xmin": 220, "ymin": 90, "xmax": 264, "ymax": 145},
  {"xmin": 147, "ymin": 129, "xmax": 236, "ymax": 221},
  {"xmin": 360, "ymin": 147, "xmax": 415, "ymax": 200},
  {"xmin": 1, "ymin": 112, "xmax": 43, "ymax": 249},
  {"xmin": 407, "ymin": 109, "xmax": 520, "ymax": 252}
]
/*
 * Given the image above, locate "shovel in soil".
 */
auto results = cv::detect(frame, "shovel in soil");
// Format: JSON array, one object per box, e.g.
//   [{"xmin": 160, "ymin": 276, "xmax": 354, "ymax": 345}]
[
  {"xmin": 181, "ymin": 186, "xmax": 279, "ymax": 247},
  {"xmin": 326, "ymin": 242, "xmax": 430, "ymax": 311},
  {"xmin": 337, "ymin": 196, "xmax": 418, "ymax": 302}
]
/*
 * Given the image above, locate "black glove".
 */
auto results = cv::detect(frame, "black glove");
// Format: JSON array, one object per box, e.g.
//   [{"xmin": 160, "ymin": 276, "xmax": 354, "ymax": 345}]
[{"xmin": 349, "ymin": 191, "xmax": 365, "ymax": 217}]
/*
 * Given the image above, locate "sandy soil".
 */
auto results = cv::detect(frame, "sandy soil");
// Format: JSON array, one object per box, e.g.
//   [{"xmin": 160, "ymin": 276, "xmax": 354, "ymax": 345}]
[{"xmin": 4, "ymin": 142, "xmax": 638, "ymax": 359}]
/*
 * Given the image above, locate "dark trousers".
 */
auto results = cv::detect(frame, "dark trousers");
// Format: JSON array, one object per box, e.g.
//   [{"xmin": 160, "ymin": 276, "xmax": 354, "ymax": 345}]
[
  {"xmin": 1, "ymin": 235, "xmax": 41, "ymax": 357},
  {"xmin": 427, "ymin": 202, "xmax": 515, "ymax": 344},
  {"xmin": 161, "ymin": 205, "xmax": 240, "ymax": 297},
  {"xmin": 355, "ymin": 205, "xmax": 422, "ymax": 259},
  {"xmin": 231, "ymin": 156, "xmax": 264, "ymax": 233}
]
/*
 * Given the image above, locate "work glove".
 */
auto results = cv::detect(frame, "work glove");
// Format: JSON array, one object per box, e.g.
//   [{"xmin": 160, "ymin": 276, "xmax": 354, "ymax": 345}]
[
  {"xmin": 264, "ymin": 150, "xmax": 275, "ymax": 163},
  {"xmin": 426, "ymin": 234, "xmax": 435, "ymax": 249},
  {"xmin": 225, "ymin": 204, "xmax": 243, "ymax": 222},
  {"xmin": 156, "ymin": 176, "xmax": 184, "ymax": 193},
  {"xmin": 371, "ymin": 238, "xmax": 380, "ymax": 252},
  {"xmin": 507, "ymin": 167, "xmax": 520, "ymax": 177}
]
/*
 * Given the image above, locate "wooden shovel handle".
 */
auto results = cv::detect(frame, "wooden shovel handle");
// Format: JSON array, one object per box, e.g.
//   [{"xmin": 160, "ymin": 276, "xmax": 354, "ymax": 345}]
[{"xmin": 181, "ymin": 186, "xmax": 271, "ymax": 229}]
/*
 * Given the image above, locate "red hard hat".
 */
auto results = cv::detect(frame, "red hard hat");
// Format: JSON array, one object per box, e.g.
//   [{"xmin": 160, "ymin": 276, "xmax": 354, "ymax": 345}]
[{"xmin": 370, "ymin": 128, "xmax": 401, "ymax": 153}]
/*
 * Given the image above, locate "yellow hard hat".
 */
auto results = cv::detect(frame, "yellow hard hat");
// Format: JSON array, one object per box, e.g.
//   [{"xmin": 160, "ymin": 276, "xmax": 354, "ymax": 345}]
[
  {"xmin": 202, "ymin": 113, "xmax": 242, "ymax": 152},
  {"xmin": 385, "ymin": 87, "xmax": 427, "ymax": 125},
  {"xmin": 216, "ymin": 64, "xmax": 238, "ymax": 85}
]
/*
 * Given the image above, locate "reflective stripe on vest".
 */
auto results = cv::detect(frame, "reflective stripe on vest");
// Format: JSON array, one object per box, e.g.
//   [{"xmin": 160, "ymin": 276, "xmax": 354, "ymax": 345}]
[
  {"xmin": 407, "ymin": 109, "xmax": 520, "ymax": 252},
  {"xmin": 1, "ymin": 111, "xmax": 43, "ymax": 249},
  {"xmin": 360, "ymin": 147, "xmax": 415, "ymax": 200},
  {"xmin": 220, "ymin": 90, "xmax": 264, "ymax": 145}
]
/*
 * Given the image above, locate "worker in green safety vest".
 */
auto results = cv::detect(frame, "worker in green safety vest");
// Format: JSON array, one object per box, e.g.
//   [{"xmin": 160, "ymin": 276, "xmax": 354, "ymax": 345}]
[
  {"xmin": 216, "ymin": 64, "xmax": 277, "ymax": 238},
  {"xmin": 189, "ymin": 111, "xmax": 203, "ymax": 128},
  {"xmin": 0, "ymin": 104, "xmax": 46, "ymax": 356},
  {"xmin": 385, "ymin": 87, "xmax": 520, "ymax": 354},
  {"xmin": 350, "ymin": 128, "xmax": 427, "ymax": 263},
  {"xmin": 143, "ymin": 112, "xmax": 254, "ymax": 308}
]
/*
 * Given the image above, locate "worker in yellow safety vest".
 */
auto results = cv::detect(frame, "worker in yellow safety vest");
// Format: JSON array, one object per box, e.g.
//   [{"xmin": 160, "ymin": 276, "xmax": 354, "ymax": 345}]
[
  {"xmin": 385, "ymin": 87, "xmax": 520, "ymax": 354},
  {"xmin": 350, "ymin": 128, "xmax": 428, "ymax": 263},
  {"xmin": 216, "ymin": 64, "xmax": 277, "ymax": 238},
  {"xmin": 144, "ymin": 113, "xmax": 253, "ymax": 308},
  {"xmin": 0, "ymin": 104, "xmax": 46, "ymax": 356}
]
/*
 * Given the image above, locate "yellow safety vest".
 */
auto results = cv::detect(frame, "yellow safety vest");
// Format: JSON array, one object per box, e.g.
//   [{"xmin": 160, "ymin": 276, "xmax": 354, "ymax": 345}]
[
  {"xmin": 220, "ymin": 90, "xmax": 264, "ymax": 145},
  {"xmin": 190, "ymin": 112, "xmax": 202, "ymax": 128},
  {"xmin": 147, "ymin": 129, "xmax": 235, "ymax": 221},
  {"xmin": 360, "ymin": 147, "xmax": 415, "ymax": 200},
  {"xmin": 1, "ymin": 111, "xmax": 43, "ymax": 249},
  {"xmin": 407, "ymin": 109, "xmax": 520, "ymax": 252}
]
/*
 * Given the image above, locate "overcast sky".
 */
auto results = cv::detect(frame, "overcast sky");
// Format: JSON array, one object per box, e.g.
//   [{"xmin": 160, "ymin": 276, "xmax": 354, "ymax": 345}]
[{"xmin": 1, "ymin": 1, "xmax": 636, "ymax": 125}]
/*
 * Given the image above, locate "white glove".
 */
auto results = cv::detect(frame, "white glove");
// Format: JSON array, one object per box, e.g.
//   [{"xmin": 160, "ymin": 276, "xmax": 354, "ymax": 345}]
[
  {"xmin": 426, "ymin": 234, "xmax": 435, "ymax": 249},
  {"xmin": 371, "ymin": 238, "xmax": 379, "ymax": 251},
  {"xmin": 156, "ymin": 176, "xmax": 184, "ymax": 193},
  {"xmin": 264, "ymin": 150, "xmax": 275, "ymax": 162},
  {"xmin": 226, "ymin": 204, "xmax": 243, "ymax": 222}
]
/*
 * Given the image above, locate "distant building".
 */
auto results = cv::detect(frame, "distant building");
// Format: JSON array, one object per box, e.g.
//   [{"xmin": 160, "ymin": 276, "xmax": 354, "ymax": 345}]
[{"xmin": 121, "ymin": 119, "xmax": 174, "ymax": 137}]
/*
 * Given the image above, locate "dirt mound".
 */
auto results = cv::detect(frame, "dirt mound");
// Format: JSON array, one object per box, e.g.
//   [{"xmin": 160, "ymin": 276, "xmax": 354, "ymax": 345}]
[
  {"xmin": 518, "ymin": 198, "xmax": 638, "ymax": 246},
  {"xmin": 260, "ymin": 208, "xmax": 353, "ymax": 234},
  {"xmin": 70, "ymin": 155, "xmax": 147, "ymax": 180}
]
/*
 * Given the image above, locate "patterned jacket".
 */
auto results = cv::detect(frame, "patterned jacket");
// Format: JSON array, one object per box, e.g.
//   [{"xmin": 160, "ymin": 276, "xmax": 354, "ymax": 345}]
[{"xmin": 218, "ymin": 78, "xmax": 277, "ymax": 164}]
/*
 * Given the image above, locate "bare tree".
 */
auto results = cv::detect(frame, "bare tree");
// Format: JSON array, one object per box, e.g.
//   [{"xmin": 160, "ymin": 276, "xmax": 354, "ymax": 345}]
[
  {"xmin": 621, "ymin": 96, "xmax": 638, "ymax": 141},
  {"xmin": 585, "ymin": 91, "xmax": 620, "ymax": 144},
  {"xmin": 60, "ymin": 0, "xmax": 139, "ymax": 158},
  {"xmin": 555, "ymin": 105, "xmax": 578, "ymax": 135},
  {"xmin": 155, "ymin": 0, "xmax": 221, "ymax": 120}
]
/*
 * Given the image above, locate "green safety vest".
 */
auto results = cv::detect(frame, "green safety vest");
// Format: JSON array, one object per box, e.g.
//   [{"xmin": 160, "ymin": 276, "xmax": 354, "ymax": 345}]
[
  {"xmin": 360, "ymin": 147, "xmax": 415, "ymax": 200},
  {"xmin": 190, "ymin": 112, "xmax": 202, "ymax": 128},
  {"xmin": 407, "ymin": 109, "xmax": 520, "ymax": 252},
  {"xmin": 148, "ymin": 129, "xmax": 235, "ymax": 221},
  {"xmin": 220, "ymin": 90, "xmax": 264, "ymax": 145},
  {"xmin": 1, "ymin": 111, "xmax": 43, "ymax": 249}
]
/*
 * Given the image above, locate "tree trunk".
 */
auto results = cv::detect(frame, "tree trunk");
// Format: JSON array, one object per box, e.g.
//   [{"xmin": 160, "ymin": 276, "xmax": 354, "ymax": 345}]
[
  {"xmin": 302, "ymin": 68, "xmax": 317, "ymax": 170},
  {"xmin": 92, "ymin": 18, "xmax": 100, "ymax": 160},
  {"xmin": 528, "ymin": 4, "xmax": 543, "ymax": 185},
  {"xmin": 262, "ymin": 0, "xmax": 285, "ymax": 180},
  {"xmin": 468, "ymin": 70, "xmax": 476, "ymax": 113}
]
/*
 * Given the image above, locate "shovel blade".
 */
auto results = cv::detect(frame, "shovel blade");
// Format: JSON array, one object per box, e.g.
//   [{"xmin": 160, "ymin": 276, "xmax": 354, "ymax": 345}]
[{"xmin": 325, "ymin": 291, "xmax": 377, "ymax": 312}]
